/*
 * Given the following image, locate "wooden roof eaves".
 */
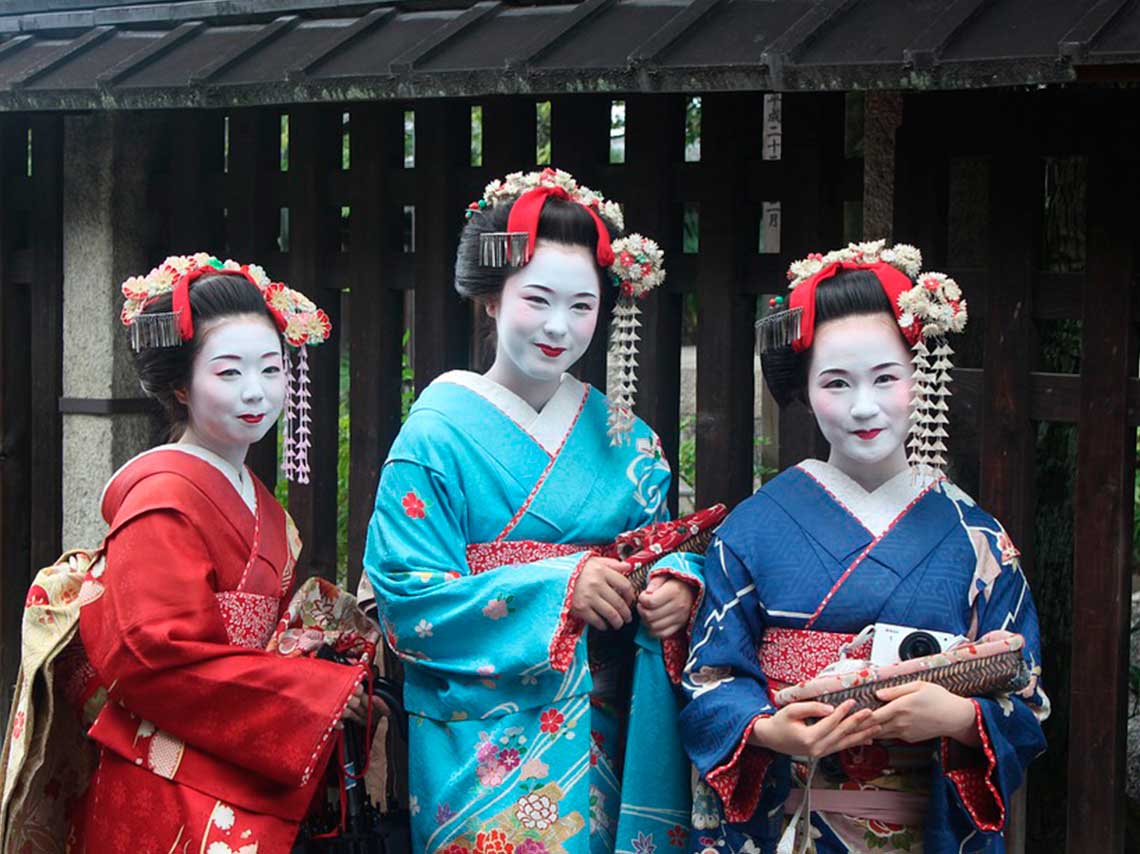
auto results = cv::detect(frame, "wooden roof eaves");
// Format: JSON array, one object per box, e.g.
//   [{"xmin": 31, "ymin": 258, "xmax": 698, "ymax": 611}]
[
  {"xmin": 3, "ymin": 24, "xmax": 112, "ymax": 90},
  {"xmin": 189, "ymin": 14, "xmax": 298, "ymax": 84},
  {"xmin": 629, "ymin": 0, "xmax": 722, "ymax": 65},
  {"xmin": 390, "ymin": 1, "xmax": 499, "ymax": 72},
  {"xmin": 760, "ymin": 0, "xmax": 859, "ymax": 89},
  {"xmin": 1059, "ymin": 0, "xmax": 1135, "ymax": 64},
  {"xmin": 902, "ymin": 0, "xmax": 992, "ymax": 71},
  {"xmin": 507, "ymin": 0, "xmax": 615, "ymax": 69},
  {"xmin": 287, "ymin": 6, "xmax": 395, "ymax": 81},
  {"xmin": 95, "ymin": 20, "xmax": 204, "ymax": 87}
]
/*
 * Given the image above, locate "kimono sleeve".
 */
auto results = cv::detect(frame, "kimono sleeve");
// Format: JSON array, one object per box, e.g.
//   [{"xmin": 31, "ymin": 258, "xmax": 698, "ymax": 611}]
[
  {"xmin": 80, "ymin": 508, "xmax": 363, "ymax": 788},
  {"xmin": 364, "ymin": 458, "xmax": 592, "ymax": 679},
  {"xmin": 678, "ymin": 536, "xmax": 779, "ymax": 823},
  {"xmin": 930, "ymin": 521, "xmax": 1049, "ymax": 841}
]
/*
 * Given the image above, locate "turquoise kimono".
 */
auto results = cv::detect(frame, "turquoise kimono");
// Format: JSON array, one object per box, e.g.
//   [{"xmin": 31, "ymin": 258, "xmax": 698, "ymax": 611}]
[{"xmin": 364, "ymin": 371, "xmax": 703, "ymax": 854}]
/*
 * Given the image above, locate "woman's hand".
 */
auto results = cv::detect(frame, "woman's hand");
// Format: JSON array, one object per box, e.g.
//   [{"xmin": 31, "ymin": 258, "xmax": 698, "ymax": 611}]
[
  {"xmin": 748, "ymin": 699, "xmax": 880, "ymax": 758},
  {"xmin": 340, "ymin": 682, "xmax": 391, "ymax": 728},
  {"xmin": 870, "ymin": 682, "xmax": 980, "ymax": 746},
  {"xmin": 637, "ymin": 575, "xmax": 696, "ymax": 639},
  {"xmin": 570, "ymin": 556, "xmax": 636, "ymax": 631}
]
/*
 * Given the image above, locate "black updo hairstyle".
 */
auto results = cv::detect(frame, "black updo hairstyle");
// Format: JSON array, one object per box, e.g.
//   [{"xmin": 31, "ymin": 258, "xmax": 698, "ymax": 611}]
[
  {"xmin": 132, "ymin": 273, "xmax": 284, "ymax": 439},
  {"xmin": 761, "ymin": 269, "xmax": 912, "ymax": 407},
  {"xmin": 455, "ymin": 197, "xmax": 621, "ymax": 364}
]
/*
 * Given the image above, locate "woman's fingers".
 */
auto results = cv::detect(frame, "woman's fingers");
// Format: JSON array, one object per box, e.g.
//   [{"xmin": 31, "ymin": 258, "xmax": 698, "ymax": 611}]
[{"xmin": 598, "ymin": 583, "xmax": 633, "ymax": 624}]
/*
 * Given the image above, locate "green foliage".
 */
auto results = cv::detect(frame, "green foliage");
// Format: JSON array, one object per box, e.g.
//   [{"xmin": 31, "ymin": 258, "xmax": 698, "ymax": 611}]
[
  {"xmin": 401, "ymin": 329, "xmax": 415, "ymax": 421},
  {"xmin": 536, "ymin": 101, "xmax": 551, "ymax": 165},
  {"xmin": 677, "ymin": 416, "xmax": 776, "ymax": 492},
  {"xmin": 470, "ymin": 105, "xmax": 483, "ymax": 167}
]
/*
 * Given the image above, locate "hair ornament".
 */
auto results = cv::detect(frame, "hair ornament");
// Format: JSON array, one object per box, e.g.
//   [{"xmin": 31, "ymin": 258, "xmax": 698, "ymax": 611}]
[
  {"xmin": 758, "ymin": 238, "xmax": 969, "ymax": 476},
  {"xmin": 120, "ymin": 252, "xmax": 332, "ymax": 484},
  {"xmin": 606, "ymin": 234, "xmax": 665, "ymax": 443}
]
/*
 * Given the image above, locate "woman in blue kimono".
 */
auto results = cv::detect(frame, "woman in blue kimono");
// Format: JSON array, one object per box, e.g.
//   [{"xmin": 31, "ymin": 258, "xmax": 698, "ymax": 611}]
[
  {"xmin": 679, "ymin": 241, "xmax": 1048, "ymax": 854},
  {"xmin": 364, "ymin": 169, "xmax": 704, "ymax": 854}
]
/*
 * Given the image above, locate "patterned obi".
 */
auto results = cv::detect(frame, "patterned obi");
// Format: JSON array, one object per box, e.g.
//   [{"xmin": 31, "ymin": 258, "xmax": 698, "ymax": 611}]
[
  {"xmin": 466, "ymin": 539, "xmax": 629, "ymax": 703},
  {"xmin": 759, "ymin": 627, "xmax": 933, "ymax": 810}
]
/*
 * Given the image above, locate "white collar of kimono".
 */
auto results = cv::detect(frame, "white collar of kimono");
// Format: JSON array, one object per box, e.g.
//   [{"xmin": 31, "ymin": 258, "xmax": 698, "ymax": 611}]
[
  {"xmin": 436, "ymin": 370, "xmax": 587, "ymax": 457},
  {"xmin": 102, "ymin": 443, "xmax": 257, "ymax": 514},
  {"xmin": 796, "ymin": 459, "xmax": 937, "ymax": 538}
]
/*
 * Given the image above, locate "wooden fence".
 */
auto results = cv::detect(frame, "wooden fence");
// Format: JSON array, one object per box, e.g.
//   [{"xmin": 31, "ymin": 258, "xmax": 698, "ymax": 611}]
[{"xmin": 0, "ymin": 87, "xmax": 1137, "ymax": 851}]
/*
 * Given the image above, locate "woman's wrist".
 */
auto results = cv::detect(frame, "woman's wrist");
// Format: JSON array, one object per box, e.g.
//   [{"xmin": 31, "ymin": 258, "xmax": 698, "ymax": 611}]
[
  {"xmin": 948, "ymin": 697, "xmax": 982, "ymax": 747},
  {"xmin": 747, "ymin": 714, "xmax": 772, "ymax": 748}
]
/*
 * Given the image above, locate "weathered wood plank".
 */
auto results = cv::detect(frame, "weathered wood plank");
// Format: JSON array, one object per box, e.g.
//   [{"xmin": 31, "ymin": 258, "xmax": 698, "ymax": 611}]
[
  {"xmin": 0, "ymin": 116, "xmax": 31, "ymax": 726},
  {"xmin": 624, "ymin": 93, "xmax": 684, "ymax": 516},
  {"xmin": 345, "ymin": 103, "xmax": 404, "ymax": 595},
  {"xmin": 694, "ymin": 92, "xmax": 756, "ymax": 509},
  {"xmin": 1066, "ymin": 103, "xmax": 1137, "ymax": 854},
  {"xmin": 286, "ymin": 104, "xmax": 341, "ymax": 582},
  {"xmin": 412, "ymin": 99, "xmax": 471, "ymax": 393},
  {"xmin": 27, "ymin": 113, "xmax": 63, "ymax": 569}
]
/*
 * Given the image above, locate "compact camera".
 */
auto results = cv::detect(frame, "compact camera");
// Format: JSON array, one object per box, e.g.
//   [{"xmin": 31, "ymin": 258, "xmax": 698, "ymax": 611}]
[{"xmin": 869, "ymin": 622, "xmax": 966, "ymax": 666}]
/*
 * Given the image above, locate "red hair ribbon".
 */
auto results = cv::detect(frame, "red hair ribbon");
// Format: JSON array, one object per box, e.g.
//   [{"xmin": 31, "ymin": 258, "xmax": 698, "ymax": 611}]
[
  {"xmin": 170, "ymin": 266, "xmax": 286, "ymax": 342},
  {"xmin": 789, "ymin": 260, "xmax": 919, "ymax": 352},
  {"xmin": 506, "ymin": 186, "xmax": 616, "ymax": 268}
]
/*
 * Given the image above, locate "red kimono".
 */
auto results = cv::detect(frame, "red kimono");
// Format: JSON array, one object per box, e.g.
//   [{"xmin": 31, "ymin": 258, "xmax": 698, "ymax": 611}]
[{"xmin": 72, "ymin": 449, "xmax": 363, "ymax": 854}]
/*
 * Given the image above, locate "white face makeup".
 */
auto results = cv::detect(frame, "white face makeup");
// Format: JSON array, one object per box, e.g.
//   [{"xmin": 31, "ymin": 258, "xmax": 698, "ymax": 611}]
[
  {"xmin": 179, "ymin": 315, "xmax": 285, "ymax": 470},
  {"xmin": 806, "ymin": 313, "xmax": 914, "ymax": 490},
  {"xmin": 485, "ymin": 240, "xmax": 601, "ymax": 408}
]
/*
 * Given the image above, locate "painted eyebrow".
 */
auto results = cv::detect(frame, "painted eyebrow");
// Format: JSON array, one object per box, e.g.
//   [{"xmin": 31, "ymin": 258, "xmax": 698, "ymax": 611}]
[
  {"xmin": 521, "ymin": 283, "xmax": 598, "ymax": 299},
  {"xmin": 209, "ymin": 351, "xmax": 281, "ymax": 362}
]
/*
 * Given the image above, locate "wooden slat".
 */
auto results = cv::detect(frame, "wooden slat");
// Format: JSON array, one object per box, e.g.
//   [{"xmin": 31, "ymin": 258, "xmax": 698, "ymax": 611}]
[
  {"xmin": 0, "ymin": 117, "xmax": 31, "ymax": 726},
  {"xmin": 549, "ymin": 94, "xmax": 611, "ymax": 392},
  {"xmin": 286, "ymin": 104, "xmax": 342, "ymax": 583},
  {"xmin": 1058, "ymin": 0, "xmax": 1133, "ymax": 62},
  {"xmin": 27, "ymin": 114, "xmax": 63, "ymax": 569},
  {"xmin": 630, "ymin": 0, "xmax": 722, "ymax": 64},
  {"xmin": 509, "ymin": 0, "xmax": 614, "ymax": 68},
  {"xmin": 287, "ymin": 7, "xmax": 395, "ymax": 81},
  {"xmin": 188, "ymin": 15, "xmax": 298, "ymax": 84},
  {"xmin": 167, "ymin": 109, "xmax": 225, "ymax": 254},
  {"xmin": 391, "ymin": 2, "xmax": 499, "ymax": 73},
  {"xmin": 774, "ymin": 93, "xmax": 846, "ymax": 470},
  {"xmin": 5, "ymin": 26, "xmax": 113, "ymax": 89},
  {"xmin": 624, "ymin": 93, "xmax": 684, "ymax": 515},
  {"xmin": 1067, "ymin": 104, "xmax": 1137, "ymax": 854},
  {"xmin": 412, "ymin": 99, "xmax": 471, "ymax": 393},
  {"xmin": 978, "ymin": 97, "xmax": 1040, "ymax": 573},
  {"xmin": 760, "ymin": 0, "xmax": 858, "ymax": 88},
  {"xmin": 694, "ymin": 93, "xmax": 757, "ymax": 509},
  {"xmin": 346, "ymin": 103, "xmax": 404, "ymax": 595},
  {"xmin": 227, "ymin": 108, "xmax": 283, "ymax": 488},
  {"xmin": 96, "ymin": 20, "xmax": 204, "ymax": 87}
]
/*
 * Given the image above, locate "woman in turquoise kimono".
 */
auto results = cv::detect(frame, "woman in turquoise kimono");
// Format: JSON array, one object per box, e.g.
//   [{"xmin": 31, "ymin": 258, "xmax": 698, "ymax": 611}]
[
  {"xmin": 679, "ymin": 242, "xmax": 1049, "ymax": 853},
  {"xmin": 364, "ymin": 169, "xmax": 704, "ymax": 854}
]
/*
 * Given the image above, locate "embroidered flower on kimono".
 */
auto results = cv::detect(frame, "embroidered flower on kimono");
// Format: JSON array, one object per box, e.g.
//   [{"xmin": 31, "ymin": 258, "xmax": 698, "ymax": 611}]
[
  {"xmin": 415, "ymin": 619, "xmax": 434, "ymax": 638},
  {"xmin": 519, "ymin": 756, "xmax": 548, "ymax": 781},
  {"xmin": 475, "ymin": 738, "xmax": 498, "ymax": 762},
  {"xmin": 515, "ymin": 841, "xmax": 548, "ymax": 854},
  {"xmin": 402, "ymin": 491, "xmax": 427, "ymax": 519},
  {"xmin": 482, "ymin": 598, "xmax": 509, "ymax": 620},
  {"xmin": 539, "ymin": 708, "xmax": 564, "ymax": 734},
  {"xmin": 840, "ymin": 743, "xmax": 889, "ymax": 783},
  {"xmin": 24, "ymin": 585, "xmax": 49, "ymax": 608},
  {"xmin": 997, "ymin": 530, "xmax": 1021, "ymax": 565},
  {"xmin": 473, "ymin": 829, "xmax": 514, "ymax": 854},
  {"xmin": 11, "ymin": 711, "xmax": 24, "ymax": 740},
  {"xmin": 515, "ymin": 793, "xmax": 558, "ymax": 830},
  {"xmin": 499, "ymin": 748, "xmax": 521, "ymax": 769},
  {"xmin": 477, "ymin": 759, "xmax": 509, "ymax": 787},
  {"xmin": 667, "ymin": 826, "xmax": 687, "ymax": 847},
  {"xmin": 631, "ymin": 831, "xmax": 657, "ymax": 854},
  {"xmin": 136, "ymin": 719, "xmax": 156, "ymax": 740},
  {"xmin": 211, "ymin": 804, "xmax": 236, "ymax": 831},
  {"xmin": 438, "ymin": 845, "xmax": 470, "ymax": 854},
  {"xmin": 436, "ymin": 803, "xmax": 456, "ymax": 825}
]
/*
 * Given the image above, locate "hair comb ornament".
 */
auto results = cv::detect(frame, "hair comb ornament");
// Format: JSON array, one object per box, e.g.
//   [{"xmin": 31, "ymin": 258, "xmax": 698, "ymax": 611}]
[
  {"xmin": 465, "ymin": 168, "xmax": 667, "ymax": 444},
  {"xmin": 120, "ymin": 253, "xmax": 333, "ymax": 484},
  {"xmin": 758, "ymin": 239, "xmax": 968, "ymax": 476}
]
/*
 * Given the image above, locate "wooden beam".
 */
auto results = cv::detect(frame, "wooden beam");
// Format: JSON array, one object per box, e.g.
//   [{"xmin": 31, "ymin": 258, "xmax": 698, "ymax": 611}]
[
  {"xmin": 760, "ymin": 0, "xmax": 858, "ymax": 88},
  {"xmin": 1067, "ymin": 101, "xmax": 1137, "ymax": 854},
  {"xmin": 629, "ymin": 0, "xmax": 722, "ymax": 65},
  {"xmin": 903, "ymin": 0, "xmax": 992, "ymax": 70},
  {"xmin": 390, "ymin": 2, "xmax": 498, "ymax": 73},
  {"xmin": 1058, "ymin": 0, "xmax": 1133, "ymax": 63},
  {"xmin": 508, "ymin": 0, "xmax": 614, "ymax": 68},
  {"xmin": 188, "ymin": 15, "xmax": 298, "ymax": 84},
  {"xmin": 5, "ymin": 25, "xmax": 113, "ymax": 89},
  {"xmin": 96, "ymin": 20, "xmax": 204, "ymax": 87},
  {"xmin": 288, "ymin": 7, "xmax": 395, "ymax": 81}
]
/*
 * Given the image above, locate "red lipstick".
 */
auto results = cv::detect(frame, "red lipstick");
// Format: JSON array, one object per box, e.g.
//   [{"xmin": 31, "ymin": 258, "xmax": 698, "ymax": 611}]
[
  {"xmin": 536, "ymin": 344, "xmax": 566, "ymax": 358},
  {"xmin": 239, "ymin": 414, "xmax": 265, "ymax": 424},
  {"xmin": 853, "ymin": 428, "xmax": 883, "ymax": 440}
]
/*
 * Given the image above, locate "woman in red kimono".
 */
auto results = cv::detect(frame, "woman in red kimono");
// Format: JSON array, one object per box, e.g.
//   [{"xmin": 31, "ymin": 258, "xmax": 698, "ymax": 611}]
[{"xmin": 68, "ymin": 255, "xmax": 372, "ymax": 853}]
